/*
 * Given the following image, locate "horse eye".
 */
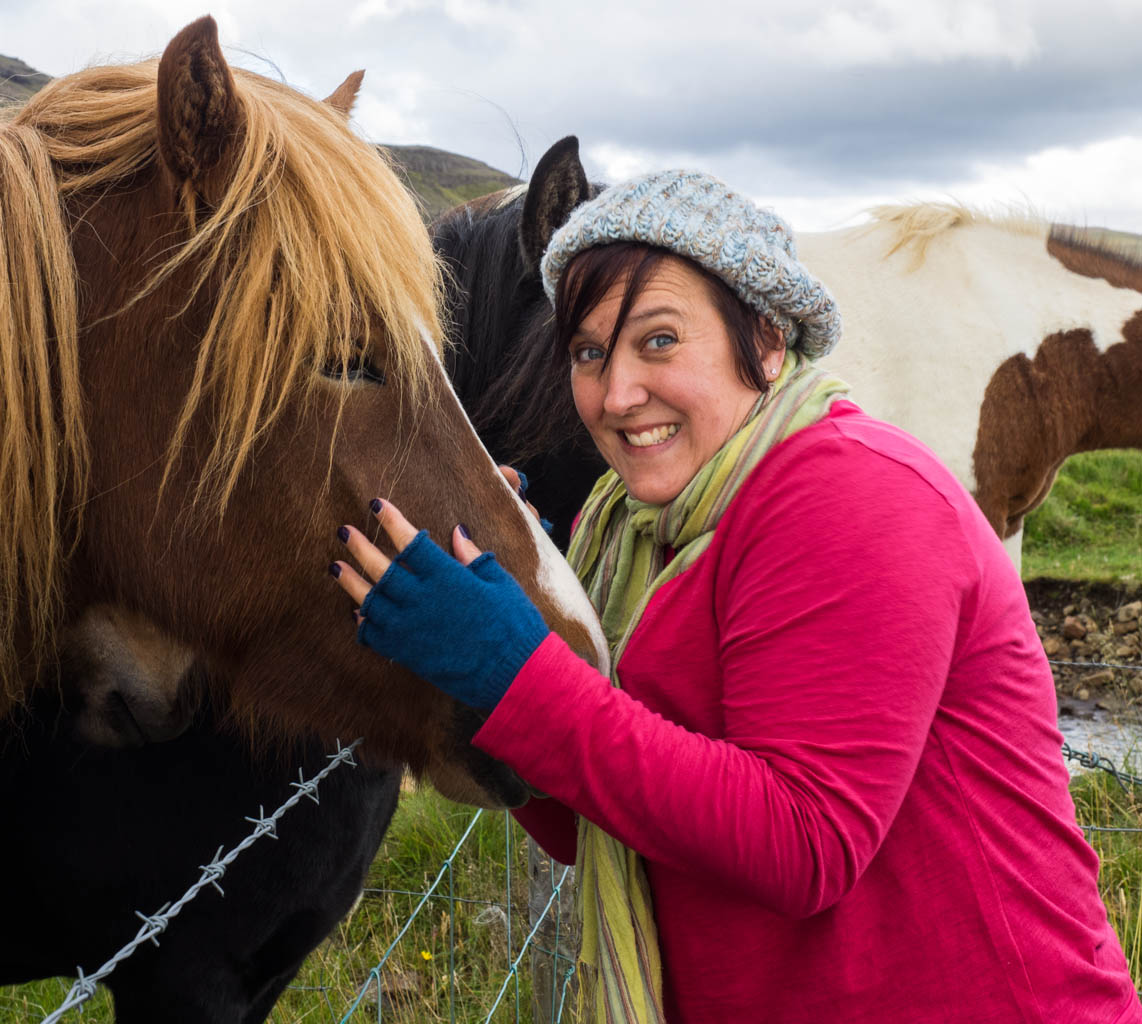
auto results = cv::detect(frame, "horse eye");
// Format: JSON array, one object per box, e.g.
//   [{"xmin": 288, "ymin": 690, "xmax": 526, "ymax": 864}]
[{"xmin": 321, "ymin": 353, "xmax": 387, "ymax": 386}]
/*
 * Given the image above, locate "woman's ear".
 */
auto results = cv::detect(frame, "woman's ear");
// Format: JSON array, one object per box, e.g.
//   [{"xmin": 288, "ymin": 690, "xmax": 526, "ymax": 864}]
[
  {"xmin": 758, "ymin": 314, "xmax": 786, "ymax": 353},
  {"xmin": 759, "ymin": 316, "xmax": 786, "ymax": 379}
]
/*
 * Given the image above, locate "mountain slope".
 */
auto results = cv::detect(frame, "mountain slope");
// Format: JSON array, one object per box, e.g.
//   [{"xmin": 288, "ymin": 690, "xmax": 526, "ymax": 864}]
[{"xmin": 0, "ymin": 55, "xmax": 51, "ymax": 106}]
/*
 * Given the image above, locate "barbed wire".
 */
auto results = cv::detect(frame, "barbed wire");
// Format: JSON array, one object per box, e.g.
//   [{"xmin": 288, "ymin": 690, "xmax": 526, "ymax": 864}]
[
  {"xmin": 1049, "ymin": 659, "xmax": 1142, "ymax": 672},
  {"xmin": 41, "ymin": 739, "xmax": 363, "ymax": 1024},
  {"xmin": 1061, "ymin": 743, "xmax": 1142, "ymax": 789}
]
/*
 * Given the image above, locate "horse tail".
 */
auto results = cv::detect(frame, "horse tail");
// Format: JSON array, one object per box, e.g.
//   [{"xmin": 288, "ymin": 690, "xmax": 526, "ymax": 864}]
[{"xmin": 0, "ymin": 119, "xmax": 89, "ymax": 714}]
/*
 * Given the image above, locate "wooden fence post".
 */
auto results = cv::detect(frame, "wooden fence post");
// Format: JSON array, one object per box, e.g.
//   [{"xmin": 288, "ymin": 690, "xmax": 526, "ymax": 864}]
[{"xmin": 528, "ymin": 838, "xmax": 579, "ymax": 1022}]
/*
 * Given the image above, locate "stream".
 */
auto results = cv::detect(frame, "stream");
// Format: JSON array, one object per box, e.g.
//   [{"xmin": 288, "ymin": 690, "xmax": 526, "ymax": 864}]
[{"xmin": 1057, "ymin": 704, "xmax": 1142, "ymax": 777}]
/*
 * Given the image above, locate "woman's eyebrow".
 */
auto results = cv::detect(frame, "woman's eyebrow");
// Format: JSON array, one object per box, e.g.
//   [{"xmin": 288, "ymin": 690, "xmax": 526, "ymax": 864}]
[
  {"xmin": 623, "ymin": 305, "xmax": 681, "ymax": 324},
  {"xmin": 570, "ymin": 304, "xmax": 682, "ymax": 347}
]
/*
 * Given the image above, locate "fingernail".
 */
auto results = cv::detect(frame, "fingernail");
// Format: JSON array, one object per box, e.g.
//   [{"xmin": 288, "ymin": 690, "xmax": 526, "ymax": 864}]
[
  {"xmin": 328, "ymin": 562, "xmax": 342, "ymax": 579},
  {"xmin": 369, "ymin": 497, "xmax": 383, "ymax": 515},
  {"xmin": 516, "ymin": 470, "xmax": 529, "ymax": 497},
  {"xmin": 458, "ymin": 523, "xmax": 471, "ymax": 540},
  {"xmin": 336, "ymin": 525, "xmax": 350, "ymax": 543}
]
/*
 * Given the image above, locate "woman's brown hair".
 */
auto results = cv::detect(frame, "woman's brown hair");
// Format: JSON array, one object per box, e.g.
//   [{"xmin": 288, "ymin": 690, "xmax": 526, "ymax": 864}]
[{"xmin": 553, "ymin": 242, "xmax": 784, "ymax": 390}]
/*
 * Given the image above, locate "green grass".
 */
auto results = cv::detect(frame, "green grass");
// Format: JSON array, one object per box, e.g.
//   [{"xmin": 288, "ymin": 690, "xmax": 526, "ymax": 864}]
[
  {"xmin": 1070, "ymin": 768, "xmax": 1142, "ymax": 983},
  {"xmin": 271, "ymin": 786, "xmax": 547, "ymax": 1023},
  {"xmin": 1022, "ymin": 450, "xmax": 1142, "ymax": 583}
]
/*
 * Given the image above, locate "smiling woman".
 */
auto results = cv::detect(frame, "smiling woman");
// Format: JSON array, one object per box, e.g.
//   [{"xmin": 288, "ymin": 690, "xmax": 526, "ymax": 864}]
[
  {"xmin": 559, "ymin": 247, "xmax": 785, "ymax": 505},
  {"xmin": 334, "ymin": 168, "xmax": 1142, "ymax": 1024}
]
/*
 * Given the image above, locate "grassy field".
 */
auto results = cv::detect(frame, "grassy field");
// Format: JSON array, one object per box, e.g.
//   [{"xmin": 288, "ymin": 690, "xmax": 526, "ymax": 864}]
[
  {"xmin": 5, "ymin": 449, "xmax": 1142, "ymax": 1022},
  {"xmin": 1022, "ymin": 449, "xmax": 1142, "ymax": 584}
]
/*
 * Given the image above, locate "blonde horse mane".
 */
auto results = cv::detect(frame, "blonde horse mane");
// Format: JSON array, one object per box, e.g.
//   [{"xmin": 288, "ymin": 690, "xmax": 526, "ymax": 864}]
[
  {"xmin": 0, "ymin": 58, "xmax": 443, "ymax": 714},
  {"xmin": 868, "ymin": 200, "xmax": 1047, "ymax": 266}
]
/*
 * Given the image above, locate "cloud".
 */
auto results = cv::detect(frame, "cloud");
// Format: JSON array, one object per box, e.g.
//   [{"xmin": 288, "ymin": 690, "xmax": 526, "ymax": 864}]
[{"xmin": 6, "ymin": 0, "xmax": 1142, "ymax": 235}]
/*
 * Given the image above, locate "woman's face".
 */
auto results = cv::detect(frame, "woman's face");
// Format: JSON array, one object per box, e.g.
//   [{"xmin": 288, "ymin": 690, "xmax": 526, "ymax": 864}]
[{"xmin": 568, "ymin": 256, "xmax": 782, "ymax": 506}]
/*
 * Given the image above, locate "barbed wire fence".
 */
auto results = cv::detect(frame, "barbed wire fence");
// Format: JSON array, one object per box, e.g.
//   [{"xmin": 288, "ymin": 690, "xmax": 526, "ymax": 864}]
[{"xmin": 27, "ymin": 656, "xmax": 1142, "ymax": 1023}]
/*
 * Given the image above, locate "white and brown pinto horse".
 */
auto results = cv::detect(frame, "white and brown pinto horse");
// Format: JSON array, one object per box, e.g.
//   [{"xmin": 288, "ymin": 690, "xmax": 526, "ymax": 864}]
[{"xmin": 800, "ymin": 206, "xmax": 1142, "ymax": 569}]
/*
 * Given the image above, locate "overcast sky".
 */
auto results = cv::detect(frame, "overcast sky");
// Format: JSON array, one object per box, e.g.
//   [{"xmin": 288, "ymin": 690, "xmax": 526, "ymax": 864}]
[{"xmin": 5, "ymin": 0, "xmax": 1142, "ymax": 233}]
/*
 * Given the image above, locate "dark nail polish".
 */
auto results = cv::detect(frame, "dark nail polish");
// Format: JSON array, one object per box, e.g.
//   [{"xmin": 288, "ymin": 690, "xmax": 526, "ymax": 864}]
[
  {"xmin": 369, "ymin": 497, "xmax": 383, "ymax": 515},
  {"xmin": 328, "ymin": 562, "xmax": 342, "ymax": 579},
  {"xmin": 458, "ymin": 523, "xmax": 471, "ymax": 540},
  {"xmin": 516, "ymin": 469, "xmax": 529, "ymax": 498},
  {"xmin": 336, "ymin": 525, "xmax": 350, "ymax": 543}
]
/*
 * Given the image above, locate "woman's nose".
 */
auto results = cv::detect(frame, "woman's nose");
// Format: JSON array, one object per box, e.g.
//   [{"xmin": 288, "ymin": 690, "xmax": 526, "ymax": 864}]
[{"xmin": 601, "ymin": 356, "xmax": 648, "ymax": 415}]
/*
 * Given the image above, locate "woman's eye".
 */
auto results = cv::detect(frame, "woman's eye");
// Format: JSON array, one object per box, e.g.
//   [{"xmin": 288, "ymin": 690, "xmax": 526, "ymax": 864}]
[
  {"xmin": 573, "ymin": 346, "xmax": 606, "ymax": 364},
  {"xmin": 646, "ymin": 333, "xmax": 676, "ymax": 352}
]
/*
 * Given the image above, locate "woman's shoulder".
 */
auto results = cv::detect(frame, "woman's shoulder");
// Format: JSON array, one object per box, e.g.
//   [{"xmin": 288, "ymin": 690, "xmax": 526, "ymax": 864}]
[
  {"xmin": 745, "ymin": 400, "xmax": 977, "ymax": 516},
  {"xmin": 718, "ymin": 400, "xmax": 998, "ymax": 577}
]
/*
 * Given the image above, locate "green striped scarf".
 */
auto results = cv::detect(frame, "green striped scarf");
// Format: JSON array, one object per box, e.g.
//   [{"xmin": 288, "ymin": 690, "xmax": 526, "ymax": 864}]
[{"xmin": 565, "ymin": 349, "xmax": 850, "ymax": 1023}]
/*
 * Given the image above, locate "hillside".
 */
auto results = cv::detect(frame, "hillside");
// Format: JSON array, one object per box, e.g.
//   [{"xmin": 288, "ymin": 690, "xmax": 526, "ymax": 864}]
[
  {"xmin": 381, "ymin": 143, "xmax": 520, "ymax": 221},
  {"xmin": 0, "ymin": 54, "xmax": 51, "ymax": 106},
  {"xmin": 0, "ymin": 56, "xmax": 517, "ymax": 218}
]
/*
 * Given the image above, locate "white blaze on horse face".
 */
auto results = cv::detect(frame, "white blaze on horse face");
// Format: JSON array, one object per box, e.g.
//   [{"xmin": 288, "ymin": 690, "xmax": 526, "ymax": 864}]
[
  {"xmin": 422, "ymin": 334, "xmax": 611, "ymax": 675},
  {"xmin": 798, "ymin": 219, "xmax": 1141, "ymax": 494}
]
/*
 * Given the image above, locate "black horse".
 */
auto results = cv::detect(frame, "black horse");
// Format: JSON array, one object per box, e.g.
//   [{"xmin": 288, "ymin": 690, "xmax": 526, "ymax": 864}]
[
  {"xmin": 435, "ymin": 136, "xmax": 604, "ymax": 551},
  {"xmin": 1, "ymin": 136, "xmax": 598, "ymax": 1023},
  {"xmin": 2, "ymin": 689, "xmax": 400, "ymax": 1024}
]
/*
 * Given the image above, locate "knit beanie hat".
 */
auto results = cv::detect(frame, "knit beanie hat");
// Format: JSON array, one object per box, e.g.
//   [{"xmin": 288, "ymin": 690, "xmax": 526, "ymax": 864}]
[{"xmin": 540, "ymin": 169, "xmax": 842, "ymax": 359}]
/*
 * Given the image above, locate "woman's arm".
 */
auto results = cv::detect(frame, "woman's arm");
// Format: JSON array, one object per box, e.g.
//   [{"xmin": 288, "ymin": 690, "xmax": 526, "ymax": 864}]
[
  {"xmin": 512, "ymin": 797, "xmax": 578, "ymax": 865},
  {"xmin": 475, "ymin": 433, "xmax": 975, "ymax": 916}
]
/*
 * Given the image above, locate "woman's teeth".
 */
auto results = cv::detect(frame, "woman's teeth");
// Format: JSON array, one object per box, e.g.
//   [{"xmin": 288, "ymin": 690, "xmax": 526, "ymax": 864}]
[{"xmin": 624, "ymin": 424, "xmax": 679, "ymax": 448}]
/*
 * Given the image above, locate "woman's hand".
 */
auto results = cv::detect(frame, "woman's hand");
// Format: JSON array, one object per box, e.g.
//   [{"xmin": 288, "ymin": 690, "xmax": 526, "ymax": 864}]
[
  {"xmin": 330, "ymin": 498, "xmax": 550, "ymax": 711},
  {"xmin": 501, "ymin": 466, "xmax": 553, "ymax": 536}
]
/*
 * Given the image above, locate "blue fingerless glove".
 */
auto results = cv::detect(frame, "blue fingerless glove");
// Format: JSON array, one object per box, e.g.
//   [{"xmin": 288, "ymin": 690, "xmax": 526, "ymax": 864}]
[{"xmin": 356, "ymin": 531, "xmax": 550, "ymax": 711}]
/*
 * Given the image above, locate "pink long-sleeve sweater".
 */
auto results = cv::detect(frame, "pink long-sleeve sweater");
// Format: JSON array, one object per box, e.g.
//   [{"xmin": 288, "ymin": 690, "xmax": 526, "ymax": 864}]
[{"xmin": 474, "ymin": 403, "xmax": 1142, "ymax": 1023}]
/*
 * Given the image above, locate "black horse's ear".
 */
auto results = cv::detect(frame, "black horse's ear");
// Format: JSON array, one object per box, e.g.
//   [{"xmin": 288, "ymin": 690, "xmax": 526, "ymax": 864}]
[
  {"xmin": 519, "ymin": 136, "xmax": 589, "ymax": 276},
  {"xmin": 156, "ymin": 16, "xmax": 244, "ymax": 205}
]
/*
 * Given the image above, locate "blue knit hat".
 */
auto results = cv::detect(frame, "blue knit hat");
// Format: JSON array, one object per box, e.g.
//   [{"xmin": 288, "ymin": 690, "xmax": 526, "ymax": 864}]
[{"xmin": 540, "ymin": 169, "xmax": 841, "ymax": 359}]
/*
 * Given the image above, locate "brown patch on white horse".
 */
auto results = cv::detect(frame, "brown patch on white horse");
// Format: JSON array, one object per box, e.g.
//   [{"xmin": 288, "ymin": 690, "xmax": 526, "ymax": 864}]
[{"xmin": 973, "ymin": 313, "xmax": 1142, "ymax": 539}]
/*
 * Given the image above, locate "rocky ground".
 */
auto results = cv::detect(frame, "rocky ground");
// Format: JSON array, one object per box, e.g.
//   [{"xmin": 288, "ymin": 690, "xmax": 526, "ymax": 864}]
[{"xmin": 1026, "ymin": 579, "xmax": 1142, "ymax": 720}]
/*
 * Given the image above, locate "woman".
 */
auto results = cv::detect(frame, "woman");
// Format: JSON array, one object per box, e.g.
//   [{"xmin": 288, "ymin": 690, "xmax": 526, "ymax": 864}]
[{"xmin": 330, "ymin": 170, "xmax": 1141, "ymax": 1023}]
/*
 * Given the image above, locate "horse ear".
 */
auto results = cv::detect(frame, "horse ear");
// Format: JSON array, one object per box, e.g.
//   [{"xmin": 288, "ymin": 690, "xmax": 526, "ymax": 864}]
[
  {"xmin": 324, "ymin": 70, "xmax": 365, "ymax": 117},
  {"xmin": 519, "ymin": 136, "xmax": 589, "ymax": 276},
  {"xmin": 156, "ymin": 16, "xmax": 244, "ymax": 203}
]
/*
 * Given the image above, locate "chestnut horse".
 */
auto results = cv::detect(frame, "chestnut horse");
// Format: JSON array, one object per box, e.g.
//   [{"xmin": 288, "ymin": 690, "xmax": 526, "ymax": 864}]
[
  {"xmin": 0, "ymin": 19, "xmax": 605, "ymax": 1022},
  {"xmin": 439, "ymin": 138, "xmax": 1142, "ymax": 570},
  {"xmin": 0, "ymin": 20, "xmax": 603, "ymax": 786}
]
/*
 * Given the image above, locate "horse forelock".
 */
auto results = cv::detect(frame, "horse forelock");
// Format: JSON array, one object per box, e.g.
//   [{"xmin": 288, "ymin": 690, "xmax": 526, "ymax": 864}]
[
  {"xmin": 868, "ymin": 201, "xmax": 1047, "ymax": 266},
  {"xmin": 0, "ymin": 119, "xmax": 88, "ymax": 716},
  {"xmin": 0, "ymin": 57, "xmax": 444, "ymax": 712}
]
